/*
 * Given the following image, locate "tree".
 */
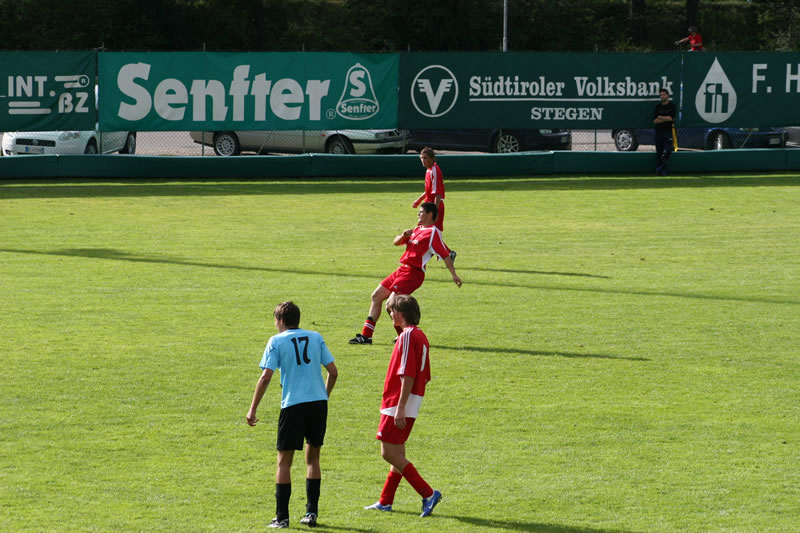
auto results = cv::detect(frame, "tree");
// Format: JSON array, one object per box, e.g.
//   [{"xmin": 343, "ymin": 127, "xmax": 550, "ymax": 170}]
[
  {"xmin": 629, "ymin": 0, "xmax": 646, "ymax": 46},
  {"xmin": 686, "ymin": 0, "xmax": 700, "ymax": 28}
]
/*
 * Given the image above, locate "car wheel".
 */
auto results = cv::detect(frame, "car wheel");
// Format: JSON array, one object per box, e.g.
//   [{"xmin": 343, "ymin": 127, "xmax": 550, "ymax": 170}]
[
  {"xmin": 710, "ymin": 131, "xmax": 730, "ymax": 150},
  {"xmin": 492, "ymin": 130, "xmax": 523, "ymax": 153},
  {"xmin": 119, "ymin": 133, "xmax": 136, "ymax": 154},
  {"xmin": 326, "ymin": 136, "xmax": 354, "ymax": 154},
  {"xmin": 613, "ymin": 129, "xmax": 639, "ymax": 151},
  {"xmin": 213, "ymin": 132, "xmax": 241, "ymax": 156},
  {"xmin": 84, "ymin": 139, "xmax": 98, "ymax": 154}
]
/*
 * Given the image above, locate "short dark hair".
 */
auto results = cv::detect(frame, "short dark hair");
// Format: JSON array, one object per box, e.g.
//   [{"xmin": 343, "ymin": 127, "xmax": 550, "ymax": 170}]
[
  {"xmin": 420, "ymin": 201, "xmax": 438, "ymax": 221},
  {"xmin": 660, "ymin": 88, "xmax": 670, "ymax": 95},
  {"xmin": 387, "ymin": 294, "xmax": 420, "ymax": 326},
  {"xmin": 273, "ymin": 301, "xmax": 300, "ymax": 328}
]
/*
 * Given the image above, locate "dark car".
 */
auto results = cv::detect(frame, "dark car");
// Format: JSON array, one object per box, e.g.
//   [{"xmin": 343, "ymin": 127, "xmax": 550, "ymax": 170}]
[
  {"xmin": 407, "ymin": 128, "xmax": 571, "ymax": 153},
  {"xmin": 612, "ymin": 127, "xmax": 788, "ymax": 152}
]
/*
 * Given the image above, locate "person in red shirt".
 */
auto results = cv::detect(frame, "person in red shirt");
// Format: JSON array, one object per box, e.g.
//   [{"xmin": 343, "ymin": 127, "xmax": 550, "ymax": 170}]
[
  {"xmin": 413, "ymin": 147, "xmax": 456, "ymax": 261},
  {"xmin": 363, "ymin": 294, "xmax": 442, "ymax": 518},
  {"xmin": 349, "ymin": 202, "xmax": 461, "ymax": 345},
  {"xmin": 675, "ymin": 26, "xmax": 704, "ymax": 52}
]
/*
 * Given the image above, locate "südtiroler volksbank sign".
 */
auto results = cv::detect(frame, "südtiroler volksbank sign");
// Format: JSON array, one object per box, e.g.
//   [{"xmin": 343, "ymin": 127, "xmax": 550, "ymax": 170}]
[
  {"xmin": 399, "ymin": 52, "xmax": 681, "ymax": 129},
  {"xmin": 98, "ymin": 52, "xmax": 398, "ymax": 131}
]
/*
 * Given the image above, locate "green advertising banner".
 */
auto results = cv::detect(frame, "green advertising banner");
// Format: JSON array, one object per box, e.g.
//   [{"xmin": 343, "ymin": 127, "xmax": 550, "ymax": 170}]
[
  {"xmin": 98, "ymin": 52, "xmax": 399, "ymax": 131},
  {"xmin": 0, "ymin": 51, "xmax": 96, "ymax": 131},
  {"xmin": 681, "ymin": 52, "xmax": 800, "ymax": 127},
  {"xmin": 399, "ymin": 52, "xmax": 681, "ymax": 129}
]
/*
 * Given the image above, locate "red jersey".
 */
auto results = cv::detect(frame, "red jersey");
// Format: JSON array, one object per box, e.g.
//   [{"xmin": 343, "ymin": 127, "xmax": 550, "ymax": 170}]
[
  {"xmin": 689, "ymin": 33, "xmax": 703, "ymax": 51},
  {"xmin": 380, "ymin": 325, "xmax": 431, "ymax": 419},
  {"xmin": 424, "ymin": 163, "xmax": 445, "ymax": 202},
  {"xmin": 399, "ymin": 225, "xmax": 451, "ymax": 272}
]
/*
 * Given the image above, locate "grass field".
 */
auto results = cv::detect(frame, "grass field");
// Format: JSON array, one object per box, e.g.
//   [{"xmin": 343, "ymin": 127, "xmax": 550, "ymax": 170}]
[{"xmin": 1, "ymin": 174, "xmax": 799, "ymax": 532}]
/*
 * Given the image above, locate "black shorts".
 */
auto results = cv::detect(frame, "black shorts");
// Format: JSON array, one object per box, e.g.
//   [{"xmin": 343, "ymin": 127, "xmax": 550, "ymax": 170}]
[{"xmin": 277, "ymin": 400, "xmax": 328, "ymax": 451}]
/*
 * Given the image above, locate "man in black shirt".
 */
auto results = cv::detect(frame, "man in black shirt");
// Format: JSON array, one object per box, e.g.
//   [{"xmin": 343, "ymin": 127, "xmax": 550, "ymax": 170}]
[{"xmin": 653, "ymin": 88, "xmax": 677, "ymax": 176}]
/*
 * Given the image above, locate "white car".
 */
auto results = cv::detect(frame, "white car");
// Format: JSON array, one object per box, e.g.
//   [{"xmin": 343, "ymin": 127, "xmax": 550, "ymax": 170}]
[
  {"xmin": 2, "ymin": 129, "xmax": 136, "ymax": 156},
  {"xmin": 189, "ymin": 129, "xmax": 411, "ymax": 156}
]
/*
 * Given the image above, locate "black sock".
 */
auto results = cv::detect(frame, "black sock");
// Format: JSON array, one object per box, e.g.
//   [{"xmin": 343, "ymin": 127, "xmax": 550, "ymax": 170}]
[
  {"xmin": 306, "ymin": 478, "xmax": 321, "ymax": 514},
  {"xmin": 275, "ymin": 483, "xmax": 291, "ymax": 521}
]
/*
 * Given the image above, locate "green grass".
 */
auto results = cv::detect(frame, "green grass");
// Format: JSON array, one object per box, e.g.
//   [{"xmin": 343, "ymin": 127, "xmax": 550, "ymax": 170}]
[{"xmin": 1, "ymin": 174, "xmax": 799, "ymax": 532}]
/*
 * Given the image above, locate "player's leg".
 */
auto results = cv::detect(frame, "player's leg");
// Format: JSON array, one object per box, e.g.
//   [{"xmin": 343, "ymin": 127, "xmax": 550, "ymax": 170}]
[
  {"xmin": 274, "ymin": 450, "xmax": 294, "ymax": 525},
  {"xmin": 381, "ymin": 441, "xmax": 435, "ymax": 502},
  {"xmin": 302, "ymin": 401, "xmax": 326, "ymax": 525},
  {"xmin": 302, "ymin": 444, "xmax": 321, "ymax": 526},
  {"xmin": 655, "ymin": 133, "xmax": 665, "ymax": 174},
  {"xmin": 350, "ymin": 283, "xmax": 392, "ymax": 344}
]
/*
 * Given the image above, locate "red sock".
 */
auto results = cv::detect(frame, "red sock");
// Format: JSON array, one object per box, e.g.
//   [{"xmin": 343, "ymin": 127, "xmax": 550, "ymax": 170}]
[
  {"xmin": 401, "ymin": 463, "xmax": 432, "ymax": 498},
  {"xmin": 379, "ymin": 470, "xmax": 403, "ymax": 505},
  {"xmin": 361, "ymin": 318, "xmax": 376, "ymax": 338}
]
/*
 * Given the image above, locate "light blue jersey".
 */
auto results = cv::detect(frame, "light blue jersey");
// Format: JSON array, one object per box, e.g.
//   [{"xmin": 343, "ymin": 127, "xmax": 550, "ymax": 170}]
[{"xmin": 260, "ymin": 328, "xmax": 334, "ymax": 409}]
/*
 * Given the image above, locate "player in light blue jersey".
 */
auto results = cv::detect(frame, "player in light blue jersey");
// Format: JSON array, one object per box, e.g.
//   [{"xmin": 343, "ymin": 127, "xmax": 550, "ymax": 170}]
[{"xmin": 247, "ymin": 301, "xmax": 338, "ymax": 529}]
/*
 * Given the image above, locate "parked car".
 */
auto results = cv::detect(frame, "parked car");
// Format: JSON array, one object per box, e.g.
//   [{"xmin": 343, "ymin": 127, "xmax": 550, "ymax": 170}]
[
  {"xmin": 611, "ymin": 127, "xmax": 788, "ymax": 152},
  {"xmin": 406, "ymin": 128, "xmax": 571, "ymax": 153},
  {"xmin": 189, "ymin": 129, "xmax": 411, "ymax": 156},
  {"xmin": 2, "ymin": 129, "xmax": 136, "ymax": 156}
]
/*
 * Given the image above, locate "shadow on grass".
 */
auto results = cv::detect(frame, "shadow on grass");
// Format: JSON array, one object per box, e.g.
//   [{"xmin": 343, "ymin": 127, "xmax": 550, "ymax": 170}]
[
  {"xmin": 389, "ymin": 510, "xmax": 636, "ymax": 533},
  {"xmin": 430, "ymin": 344, "xmax": 648, "ymax": 362},
  {"xmin": 448, "ymin": 514, "xmax": 637, "ymax": 533},
  {"xmin": 467, "ymin": 267, "xmax": 611, "ymax": 279},
  {"xmin": 3, "ymin": 247, "xmax": 797, "ymax": 306},
  {"xmin": 1, "ymin": 173, "xmax": 799, "ymax": 199}
]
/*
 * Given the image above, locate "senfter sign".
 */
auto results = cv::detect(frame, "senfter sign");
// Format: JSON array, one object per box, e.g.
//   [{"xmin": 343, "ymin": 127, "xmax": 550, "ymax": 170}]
[{"xmin": 98, "ymin": 52, "xmax": 397, "ymax": 131}]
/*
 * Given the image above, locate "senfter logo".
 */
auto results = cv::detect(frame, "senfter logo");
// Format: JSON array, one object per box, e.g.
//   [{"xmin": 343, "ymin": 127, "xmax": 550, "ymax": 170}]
[
  {"xmin": 695, "ymin": 57, "xmax": 737, "ymax": 123},
  {"xmin": 336, "ymin": 63, "xmax": 379, "ymax": 120},
  {"xmin": 411, "ymin": 65, "xmax": 458, "ymax": 117}
]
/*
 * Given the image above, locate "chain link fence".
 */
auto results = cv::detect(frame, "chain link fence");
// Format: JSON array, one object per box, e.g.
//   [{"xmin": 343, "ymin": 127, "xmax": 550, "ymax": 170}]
[
  {"xmin": 4, "ymin": 128, "xmax": 797, "ymax": 157},
  {"xmin": 130, "ymin": 128, "xmax": 798, "ymax": 156}
]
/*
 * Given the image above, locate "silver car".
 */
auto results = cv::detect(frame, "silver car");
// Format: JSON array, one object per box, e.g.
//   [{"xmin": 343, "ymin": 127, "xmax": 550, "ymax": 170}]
[
  {"xmin": 2, "ymin": 129, "xmax": 136, "ymax": 156},
  {"xmin": 189, "ymin": 129, "xmax": 411, "ymax": 156}
]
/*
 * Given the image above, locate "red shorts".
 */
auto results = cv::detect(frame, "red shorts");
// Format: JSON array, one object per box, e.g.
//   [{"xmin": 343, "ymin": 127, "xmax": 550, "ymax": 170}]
[
  {"xmin": 376, "ymin": 414, "xmax": 417, "ymax": 444},
  {"xmin": 380, "ymin": 265, "xmax": 425, "ymax": 295}
]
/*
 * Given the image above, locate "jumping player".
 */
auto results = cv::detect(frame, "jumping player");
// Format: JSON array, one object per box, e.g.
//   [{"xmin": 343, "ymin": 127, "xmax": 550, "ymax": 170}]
[
  {"xmin": 363, "ymin": 294, "xmax": 442, "ymax": 517},
  {"xmin": 349, "ymin": 202, "xmax": 462, "ymax": 345}
]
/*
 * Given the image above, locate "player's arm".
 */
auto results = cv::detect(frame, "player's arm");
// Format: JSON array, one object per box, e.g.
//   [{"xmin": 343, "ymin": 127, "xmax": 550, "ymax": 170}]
[
  {"xmin": 394, "ymin": 229, "xmax": 413, "ymax": 246},
  {"xmin": 412, "ymin": 192, "xmax": 426, "ymax": 208},
  {"xmin": 394, "ymin": 375, "xmax": 415, "ymax": 430},
  {"xmin": 324, "ymin": 361, "xmax": 338, "ymax": 397},
  {"xmin": 443, "ymin": 255, "xmax": 462, "ymax": 288},
  {"xmin": 246, "ymin": 367, "xmax": 274, "ymax": 426},
  {"xmin": 433, "ymin": 193, "xmax": 444, "ymax": 208}
]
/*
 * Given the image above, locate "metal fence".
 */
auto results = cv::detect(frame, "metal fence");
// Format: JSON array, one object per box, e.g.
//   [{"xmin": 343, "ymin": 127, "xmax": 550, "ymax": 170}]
[
  {"xmin": 128, "ymin": 128, "xmax": 799, "ymax": 157},
  {"xmin": 4, "ymin": 128, "xmax": 798, "ymax": 157}
]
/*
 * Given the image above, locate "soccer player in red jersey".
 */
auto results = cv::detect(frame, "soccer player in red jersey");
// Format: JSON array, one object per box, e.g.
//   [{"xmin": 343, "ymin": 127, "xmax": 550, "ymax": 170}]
[
  {"xmin": 413, "ymin": 147, "xmax": 446, "ymax": 230},
  {"xmin": 675, "ymin": 26, "xmax": 704, "ymax": 52},
  {"xmin": 413, "ymin": 147, "xmax": 457, "ymax": 261},
  {"xmin": 363, "ymin": 294, "xmax": 442, "ymax": 517},
  {"xmin": 349, "ymin": 202, "xmax": 462, "ymax": 345}
]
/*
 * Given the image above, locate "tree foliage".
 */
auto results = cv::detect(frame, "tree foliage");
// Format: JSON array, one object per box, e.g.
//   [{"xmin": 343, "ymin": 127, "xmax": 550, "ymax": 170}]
[{"xmin": 0, "ymin": 0, "xmax": 796, "ymax": 52}]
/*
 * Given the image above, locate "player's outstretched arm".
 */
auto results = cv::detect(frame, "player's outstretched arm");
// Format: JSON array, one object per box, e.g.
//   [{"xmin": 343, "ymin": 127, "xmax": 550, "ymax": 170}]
[{"xmin": 443, "ymin": 256, "xmax": 462, "ymax": 288}]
